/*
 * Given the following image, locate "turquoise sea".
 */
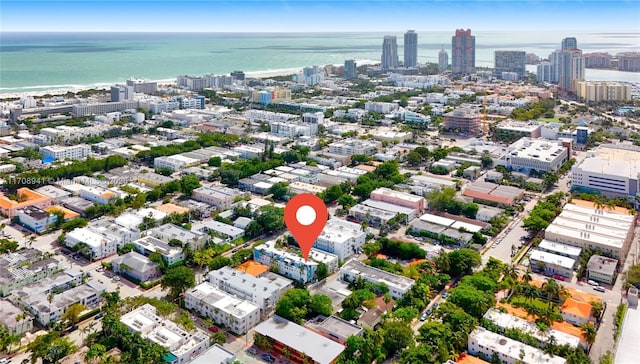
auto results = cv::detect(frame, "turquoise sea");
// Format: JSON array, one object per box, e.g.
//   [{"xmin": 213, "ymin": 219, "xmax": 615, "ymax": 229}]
[{"xmin": 0, "ymin": 30, "xmax": 639, "ymax": 94}]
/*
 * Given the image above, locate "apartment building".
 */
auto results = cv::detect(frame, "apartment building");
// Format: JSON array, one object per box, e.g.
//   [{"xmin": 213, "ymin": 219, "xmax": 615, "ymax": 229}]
[
  {"xmin": 17, "ymin": 206, "xmax": 57, "ymax": 233},
  {"xmin": 468, "ymin": 327, "xmax": 566, "ymax": 364},
  {"xmin": 339, "ymin": 259, "xmax": 415, "ymax": 299},
  {"xmin": 149, "ymin": 223, "xmax": 208, "ymax": 250},
  {"xmin": 253, "ymin": 241, "xmax": 338, "ymax": 284},
  {"xmin": 79, "ymin": 186, "xmax": 118, "ymax": 205},
  {"xmin": 0, "ymin": 188, "xmax": 53, "ymax": 218},
  {"xmin": 370, "ymin": 187, "xmax": 425, "ymax": 213},
  {"xmin": 328, "ymin": 140, "xmax": 378, "ymax": 156},
  {"xmin": 314, "ymin": 218, "xmax": 367, "ymax": 261},
  {"xmin": 41, "ymin": 144, "xmax": 91, "ymax": 161},
  {"xmin": 132, "ymin": 236, "xmax": 184, "ymax": 266},
  {"xmin": 121, "ymin": 304, "xmax": 210, "ymax": 364},
  {"xmin": 192, "ymin": 186, "xmax": 243, "ymax": 211},
  {"xmin": 111, "ymin": 252, "xmax": 161, "ymax": 283},
  {"xmin": 0, "ymin": 249, "xmax": 60, "ymax": 297},
  {"xmin": 65, "ymin": 227, "xmax": 119, "ymax": 260},
  {"xmin": 185, "ymin": 282, "xmax": 261, "ymax": 334}
]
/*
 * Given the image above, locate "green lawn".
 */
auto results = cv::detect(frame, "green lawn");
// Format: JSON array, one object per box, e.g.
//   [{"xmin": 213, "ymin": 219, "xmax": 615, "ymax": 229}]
[
  {"xmin": 510, "ymin": 295, "xmax": 551, "ymax": 311},
  {"xmin": 537, "ymin": 117, "xmax": 562, "ymax": 123}
]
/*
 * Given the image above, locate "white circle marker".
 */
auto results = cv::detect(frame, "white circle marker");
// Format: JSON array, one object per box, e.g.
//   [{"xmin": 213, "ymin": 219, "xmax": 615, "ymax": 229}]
[{"xmin": 296, "ymin": 205, "xmax": 316, "ymax": 226}]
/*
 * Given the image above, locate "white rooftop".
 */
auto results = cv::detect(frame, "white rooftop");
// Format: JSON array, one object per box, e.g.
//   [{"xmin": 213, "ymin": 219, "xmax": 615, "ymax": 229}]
[
  {"xmin": 371, "ymin": 187, "xmax": 423, "ymax": 203},
  {"xmin": 187, "ymin": 282, "xmax": 260, "ymax": 318},
  {"xmin": 575, "ymin": 144, "xmax": 640, "ymax": 178},
  {"xmin": 66, "ymin": 227, "xmax": 114, "ymax": 249},
  {"xmin": 537, "ymin": 239, "xmax": 582, "ymax": 258},
  {"xmin": 469, "ymin": 327, "xmax": 566, "ymax": 364},
  {"xmin": 484, "ymin": 309, "xmax": 580, "ymax": 348},
  {"xmin": 503, "ymin": 137, "xmax": 565, "ymax": 161},
  {"xmin": 419, "ymin": 213, "xmax": 455, "ymax": 227},
  {"xmin": 317, "ymin": 219, "xmax": 365, "ymax": 244}
]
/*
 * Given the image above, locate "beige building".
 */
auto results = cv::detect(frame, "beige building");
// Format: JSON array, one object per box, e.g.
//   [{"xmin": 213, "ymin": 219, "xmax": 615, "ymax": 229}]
[{"xmin": 576, "ymin": 81, "xmax": 632, "ymax": 102}]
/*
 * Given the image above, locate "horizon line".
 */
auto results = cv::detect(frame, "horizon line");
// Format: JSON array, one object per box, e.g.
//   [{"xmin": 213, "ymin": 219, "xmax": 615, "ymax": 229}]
[{"xmin": 3, "ymin": 29, "xmax": 638, "ymax": 33}]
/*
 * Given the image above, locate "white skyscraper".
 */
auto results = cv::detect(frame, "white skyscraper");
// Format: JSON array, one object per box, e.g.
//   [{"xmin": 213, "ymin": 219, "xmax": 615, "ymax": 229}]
[{"xmin": 381, "ymin": 36, "xmax": 399, "ymax": 70}]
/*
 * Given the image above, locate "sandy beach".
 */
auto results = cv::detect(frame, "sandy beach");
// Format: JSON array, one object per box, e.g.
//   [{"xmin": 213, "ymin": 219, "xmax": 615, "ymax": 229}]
[{"xmin": 1, "ymin": 59, "xmax": 380, "ymax": 100}]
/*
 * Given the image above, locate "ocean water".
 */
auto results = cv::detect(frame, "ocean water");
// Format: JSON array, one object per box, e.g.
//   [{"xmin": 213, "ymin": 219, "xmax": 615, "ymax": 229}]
[{"xmin": 0, "ymin": 31, "xmax": 639, "ymax": 94}]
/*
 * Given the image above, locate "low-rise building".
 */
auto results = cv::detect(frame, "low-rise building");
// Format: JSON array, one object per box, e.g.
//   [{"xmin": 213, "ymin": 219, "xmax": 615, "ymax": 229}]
[
  {"xmin": 65, "ymin": 227, "xmax": 118, "ymax": 260},
  {"xmin": 149, "ymin": 223, "xmax": 208, "ymax": 250},
  {"xmin": 468, "ymin": 327, "xmax": 566, "ymax": 364},
  {"xmin": 190, "ymin": 344, "xmax": 236, "ymax": 364},
  {"xmin": 120, "ymin": 304, "xmax": 209, "ymax": 364},
  {"xmin": 0, "ymin": 299, "xmax": 33, "ymax": 335},
  {"xmin": 484, "ymin": 308, "xmax": 580, "ymax": 349},
  {"xmin": 154, "ymin": 154, "xmax": 200, "ymax": 171},
  {"xmin": 586, "ymin": 255, "xmax": 618, "ymax": 285},
  {"xmin": 314, "ymin": 219, "xmax": 366, "ymax": 261},
  {"xmin": 132, "ymin": 236, "xmax": 184, "ymax": 266},
  {"xmin": 0, "ymin": 249, "xmax": 60, "ymax": 297},
  {"xmin": 494, "ymin": 120, "xmax": 543, "ymax": 142},
  {"xmin": 328, "ymin": 140, "xmax": 378, "ymax": 156},
  {"xmin": 339, "ymin": 259, "xmax": 415, "ymax": 299},
  {"xmin": 349, "ymin": 203, "xmax": 396, "ymax": 227},
  {"xmin": 192, "ymin": 186, "xmax": 243, "ymax": 211},
  {"xmin": 185, "ymin": 282, "xmax": 261, "ymax": 334},
  {"xmin": 34, "ymin": 185, "xmax": 71, "ymax": 203},
  {"xmin": 208, "ymin": 266, "xmax": 291, "ymax": 313},
  {"xmin": 253, "ymin": 241, "xmax": 338, "ymax": 284},
  {"xmin": 111, "ymin": 252, "xmax": 161, "ymax": 283},
  {"xmin": 528, "ymin": 249, "xmax": 576, "ymax": 279},
  {"xmin": 304, "ymin": 315, "xmax": 363, "ymax": 345},
  {"xmin": 536, "ymin": 240, "xmax": 582, "ymax": 261},
  {"xmin": 370, "ymin": 187, "xmax": 425, "ymax": 213},
  {"xmin": 560, "ymin": 298, "xmax": 595, "ymax": 327},
  {"xmin": 17, "ymin": 206, "xmax": 57, "ymax": 233},
  {"xmin": 443, "ymin": 108, "xmax": 481, "ymax": 134},
  {"xmin": 137, "ymin": 172, "xmax": 176, "ymax": 187},
  {"xmin": 191, "ymin": 220, "xmax": 244, "ymax": 242},
  {"xmin": 0, "ymin": 188, "xmax": 53, "ymax": 218},
  {"xmin": 496, "ymin": 138, "xmax": 568, "ymax": 174},
  {"xmin": 254, "ymin": 315, "xmax": 346, "ymax": 364},
  {"xmin": 79, "ymin": 186, "xmax": 118, "ymax": 205},
  {"xmin": 41, "ymin": 144, "xmax": 91, "ymax": 161}
]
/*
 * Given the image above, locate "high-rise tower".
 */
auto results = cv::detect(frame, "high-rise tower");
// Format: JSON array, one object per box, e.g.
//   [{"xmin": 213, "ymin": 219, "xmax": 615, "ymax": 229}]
[
  {"xmin": 381, "ymin": 36, "xmax": 399, "ymax": 70},
  {"xmin": 561, "ymin": 37, "xmax": 578, "ymax": 50},
  {"xmin": 438, "ymin": 47, "xmax": 449, "ymax": 72},
  {"xmin": 404, "ymin": 30, "xmax": 418, "ymax": 68},
  {"xmin": 451, "ymin": 29, "xmax": 476, "ymax": 75}
]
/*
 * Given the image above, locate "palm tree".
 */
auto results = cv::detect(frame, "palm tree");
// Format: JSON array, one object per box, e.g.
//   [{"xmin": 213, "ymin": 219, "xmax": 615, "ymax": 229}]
[
  {"xmin": 522, "ymin": 268, "xmax": 533, "ymax": 284},
  {"xmin": 541, "ymin": 278, "xmax": 560, "ymax": 307},
  {"xmin": 590, "ymin": 300, "xmax": 604, "ymax": 322},
  {"xmin": 581, "ymin": 322, "xmax": 597, "ymax": 351}
]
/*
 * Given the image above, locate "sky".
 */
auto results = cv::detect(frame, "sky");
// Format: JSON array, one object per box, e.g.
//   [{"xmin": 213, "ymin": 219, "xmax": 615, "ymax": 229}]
[{"xmin": 1, "ymin": 0, "xmax": 639, "ymax": 32}]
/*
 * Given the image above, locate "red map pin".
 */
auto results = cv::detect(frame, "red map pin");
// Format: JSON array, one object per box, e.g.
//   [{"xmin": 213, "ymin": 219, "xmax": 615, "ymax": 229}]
[{"xmin": 284, "ymin": 194, "xmax": 328, "ymax": 261}]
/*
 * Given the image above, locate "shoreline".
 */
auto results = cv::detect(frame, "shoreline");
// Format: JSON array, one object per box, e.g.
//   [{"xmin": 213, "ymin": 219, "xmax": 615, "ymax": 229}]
[{"xmin": 0, "ymin": 60, "xmax": 380, "ymax": 100}]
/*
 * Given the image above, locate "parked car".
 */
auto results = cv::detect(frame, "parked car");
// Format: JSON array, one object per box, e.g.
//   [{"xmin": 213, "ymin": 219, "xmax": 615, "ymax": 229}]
[
  {"xmin": 420, "ymin": 313, "xmax": 428, "ymax": 321},
  {"xmin": 425, "ymin": 308, "xmax": 432, "ymax": 316},
  {"xmin": 593, "ymin": 286, "xmax": 606, "ymax": 293},
  {"xmin": 94, "ymin": 312, "xmax": 103, "ymax": 319},
  {"xmin": 553, "ymin": 275, "xmax": 565, "ymax": 281},
  {"xmin": 208, "ymin": 326, "xmax": 219, "ymax": 333},
  {"xmin": 588, "ymin": 280, "xmax": 598, "ymax": 286},
  {"xmin": 248, "ymin": 347, "xmax": 258, "ymax": 355},
  {"xmin": 262, "ymin": 354, "xmax": 275, "ymax": 363}
]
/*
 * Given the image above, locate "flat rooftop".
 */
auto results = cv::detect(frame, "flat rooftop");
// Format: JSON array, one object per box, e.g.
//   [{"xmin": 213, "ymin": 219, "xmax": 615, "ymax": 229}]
[
  {"xmin": 470, "ymin": 327, "xmax": 566, "ymax": 364},
  {"xmin": 538, "ymin": 239, "xmax": 582, "ymax": 258},
  {"xmin": 503, "ymin": 137, "xmax": 565, "ymax": 161},
  {"xmin": 529, "ymin": 249, "xmax": 576, "ymax": 269},
  {"xmin": 305, "ymin": 315, "xmax": 362, "ymax": 340},
  {"xmin": 371, "ymin": 187, "xmax": 424, "ymax": 203},
  {"xmin": 340, "ymin": 259, "xmax": 415, "ymax": 291},
  {"xmin": 496, "ymin": 120, "xmax": 543, "ymax": 132},
  {"xmin": 318, "ymin": 219, "xmax": 364, "ymax": 244},
  {"xmin": 187, "ymin": 282, "xmax": 259, "ymax": 318},
  {"xmin": 575, "ymin": 144, "xmax": 640, "ymax": 178},
  {"xmin": 615, "ymin": 303, "xmax": 640, "ymax": 364},
  {"xmin": 254, "ymin": 315, "xmax": 346, "ymax": 364}
]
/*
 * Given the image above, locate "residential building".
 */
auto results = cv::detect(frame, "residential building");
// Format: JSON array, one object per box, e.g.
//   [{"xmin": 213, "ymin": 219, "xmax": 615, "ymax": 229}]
[
  {"xmin": 528, "ymin": 249, "xmax": 575, "ymax": 278},
  {"xmin": 79, "ymin": 186, "xmax": 118, "ymax": 205},
  {"xmin": 544, "ymin": 202, "xmax": 635, "ymax": 260},
  {"xmin": 154, "ymin": 155, "xmax": 200, "ymax": 171},
  {"xmin": 65, "ymin": 227, "xmax": 119, "ymax": 260},
  {"xmin": 114, "ymin": 208, "xmax": 167, "ymax": 231},
  {"xmin": 344, "ymin": 59, "xmax": 357, "ymax": 80},
  {"xmin": 559, "ymin": 49, "xmax": 585, "ymax": 92},
  {"xmin": 571, "ymin": 144, "xmax": 640, "ymax": 200},
  {"xmin": 191, "ymin": 220, "xmax": 244, "ymax": 241},
  {"xmin": 618, "ymin": 52, "xmax": 640, "ymax": 72},
  {"xmin": 41, "ymin": 144, "xmax": 91, "ymax": 161},
  {"xmin": 496, "ymin": 138, "xmax": 568, "ymax": 174},
  {"xmin": 110, "ymin": 85, "xmax": 134, "ymax": 102},
  {"xmin": 0, "ymin": 188, "xmax": 53, "ymax": 218},
  {"xmin": 586, "ymin": 255, "xmax": 618, "ymax": 285},
  {"xmin": 340, "ymin": 259, "xmax": 415, "ymax": 299},
  {"xmin": 328, "ymin": 140, "xmax": 378, "ymax": 156},
  {"xmin": 120, "ymin": 304, "xmax": 209, "ymax": 364},
  {"xmin": 111, "ymin": 252, "xmax": 161, "ymax": 283},
  {"xmin": 89, "ymin": 217, "xmax": 141, "ymax": 248},
  {"xmin": 304, "ymin": 315, "xmax": 363, "ymax": 345},
  {"xmin": 381, "ymin": 36, "xmax": 399, "ymax": 70},
  {"xmin": 192, "ymin": 186, "xmax": 242, "ymax": 211},
  {"xmin": 349, "ymin": 203, "xmax": 396, "ymax": 227},
  {"xmin": 468, "ymin": 327, "xmax": 566, "ymax": 364},
  {"xmin": 561, "ymin": 298, "xmax": 595, "ymax": 326},
  {"xmin": 253, "ymin": 241, "xmax": 338, "ymax": 284},
  {"xmin": 34, "ymin": 185, "xmax": 71, "ymax": 203},
  {"xmin": 438, "ymin": 48, "xmax": 448, "ymax": 72},
  {"xmin": 576, "ymin": 81, "xmax": 632, "ymax": 101},
  {"xmin": 10, "ymin": 271, "xmax": 104, "ymax": 325},
  {"xmin": 132, "ymin": 236, "xmax": 184, "ymax": 266},
  {"xmin": 494, "ymin": 120, "xmax": 543, "ymax": 142},
  {"xmin": 185, "ymin": 282, "xmax": 261, "ymax": 334},
  {"xmin": 137, "ymin": 172, "xmax": 176, "ymax": 187},
  {"xmin": 72, "ymin": 100, "xmax": 139, "ymax": 117},
  {"xmin": 494, "ymin": 51, "xmax": 526, "ymax": 80},
  {"xmin": 451, "ymin": 29, "xmax": 475, "ymax": 75},
  {"xmin": 443, "ymin": 108, "xmax": 481, "ymax": 134},
  {"xmin": 190, "ymin": 344, "xmax": 236, "ymax": 364},
  {"xmin": 537, "ymin": 61, "xmax": 553, "ymax": 83},
  {"xmin": 370, "ymin": 187, "xmax": 425, "ymax": 213},
  {"xmin": 483, "ymin": 308, "xmax": 580, "ymax": 349},
  {"xmin": 0, "ymin": 249, "xmax": 60, "ymax": 297},
  {"xmin": 561, "ymin": 37, "xmax": 578, "ymax": 50},
  {"xmin": 537, "ymin": 240, "xmax": 582, "ymax": 261},
  {"xmin": 253, "ymin": 315, "xmax": 346, "ymax": 364},
  {"xmin": 314, "ymin": 219, "xmax": 366, "ymax": 261},
  {"xmin": 404, "ymin": 30, "xmax": 418, "ymax": 68},
  {"xmin": 149, "ymin": 223, "xmax": 208, "ymax": 250},
  {"xmin": 208, "ymin": 266, "xmax": 291, "ymax": 313},
  {"xmin": 17, "ymin": 206, "xmax": 57, "ymax": 233},
  {"xmin": 126, "ymin": 78, "xmax": 158, "ymax": 94},
  {"xmin": 584, "ymin": 52, "xmax": 612, "ymax": 68},
  {"xmin": 0, "ymin": 299, "xmax": 33, "ymax": 335}
]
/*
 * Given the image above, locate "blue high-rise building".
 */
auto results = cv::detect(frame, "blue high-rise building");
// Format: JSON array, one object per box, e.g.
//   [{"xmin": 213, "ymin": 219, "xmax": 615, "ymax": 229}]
[{"xmin": 404, "ymin": 30, "xmax": 418, "ymax": 68}]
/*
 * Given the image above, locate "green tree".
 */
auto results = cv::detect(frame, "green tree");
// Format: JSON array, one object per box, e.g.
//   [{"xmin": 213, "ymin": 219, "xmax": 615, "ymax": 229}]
[
  {"xmin": 381, "ymin": 320, "xmax": 414, "ymax": 356},
  {"xmin": 180, "ymin": 175, "xmax": 201, "ymax": 196},
  {"xmin": 447, "ymin": 284, "xmax": 495, "ymax": 319},
  {"xmin": 28, "ymin": 331, "xmax": 76, "ymax": 364},
  {"xmin": 406, "ymin": 151, "xmax": 423, "ymax": 166},
  {"xmin": 315, "ymin": 263, "xmax": 329, "ymax": 281},
  {"xmin": 275, "ymin": 289, "xmax": 311, "ymax": 324},
  {"xmin": 84, "ymin": 343, "xmax": 106, "ymax": 364},
  {"xmin": 338, "ymin": 194, "xmax": 357, "ymax": 210},
  {"xmin": 62, "ymin": 303, "xmax": 88, "ymax": 325},
  {"xmin": 256, "ymin": 206, "xmax": 285, "ymax": 233},
  {"xmin": 309, "ymin": 294, "xmax": 333, "ymax": 316},
  {"xmin": 208, "ymin": 156, "xmax": 222, "ymax": 167},
  {"xmin": 447, "ymin": 249, "xmax": 481, "ymax": 277},
  {"xmin": 61, "ymin": 218, "xmax": 88, "ymax": 233},
  {"xmin": 161, "ymin": 266, "xmax": 196, "ymax": 300},
  {"xmin": 581, "ymin": 322, "xmax": 597, "ymax": 349},
  {"xmin": 268, "ymin": 182, "xmax": 289, "ymax": 201},
  {"xmin": 244, "ymin": 220, "xmax": 263, "ymax": 239},
  {"xmin": 323, "ymin": 185, "xmax": 344, "ymax": 203}
]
